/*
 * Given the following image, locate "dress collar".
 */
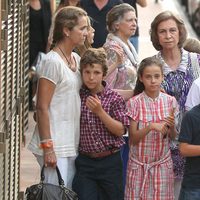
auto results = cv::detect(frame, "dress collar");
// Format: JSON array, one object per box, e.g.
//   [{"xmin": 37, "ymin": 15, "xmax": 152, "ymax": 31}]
[
  {"xmin": 157, "ymin": 48, "xmax": 189, "ymax": 75},
  {"xmin": 142, "ymin": 91, "xmax": 161, "ymax": 102}
]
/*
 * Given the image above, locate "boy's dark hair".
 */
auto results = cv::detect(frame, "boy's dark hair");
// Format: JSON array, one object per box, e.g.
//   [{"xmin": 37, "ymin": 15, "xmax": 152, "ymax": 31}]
[
  {"xmin": 134, "ymin": 57, "xmax": 163, "ymax": 96},
  {"xmin": 80, "ymin": 48, "xmax": 108, "ymax": 76}
]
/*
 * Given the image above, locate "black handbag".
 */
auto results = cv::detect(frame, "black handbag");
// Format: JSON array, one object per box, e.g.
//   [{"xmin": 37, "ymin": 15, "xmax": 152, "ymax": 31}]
[{"xmin": 25, "ymin": 165, "xmax": 78, "ymax": 200}]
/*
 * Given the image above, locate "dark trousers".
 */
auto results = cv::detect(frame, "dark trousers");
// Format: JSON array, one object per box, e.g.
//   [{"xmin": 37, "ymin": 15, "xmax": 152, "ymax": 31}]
[
  {"xmin": 179, "ymin": 186, "xmax": 200, "ymax": 200},
  {"xmin": 120, "ymin": 136, "xmax": 129, "ymax": 190},
  {"xmin": 72, "ymin": 151, "xmax": 124, "ymax": 200}
]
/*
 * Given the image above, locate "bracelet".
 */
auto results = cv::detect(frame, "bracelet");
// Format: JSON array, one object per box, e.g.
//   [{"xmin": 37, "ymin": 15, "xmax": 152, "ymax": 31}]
[
  {"xmin": 44, "ymin": 150, "xmax": 54, "ymax": 155},
  {"xmin": 39, "ymin": 140, "xmax": 53, "ymax": 149},
  {"xmin": 40, "ymin": 138, "xmax": 52, "ymax": 143}
]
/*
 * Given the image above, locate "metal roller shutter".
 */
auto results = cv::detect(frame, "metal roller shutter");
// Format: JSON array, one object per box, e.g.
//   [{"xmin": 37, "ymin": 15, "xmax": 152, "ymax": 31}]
[{"xmin": 0, "ymin": 0, "xmax": 29, "ymax": 199}]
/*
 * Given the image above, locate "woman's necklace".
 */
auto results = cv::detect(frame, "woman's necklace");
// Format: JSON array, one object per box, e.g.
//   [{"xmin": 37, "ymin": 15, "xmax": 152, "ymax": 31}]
[{"xmin": 58, "ymin": 46, "xmax": 73, "ymax": 69}]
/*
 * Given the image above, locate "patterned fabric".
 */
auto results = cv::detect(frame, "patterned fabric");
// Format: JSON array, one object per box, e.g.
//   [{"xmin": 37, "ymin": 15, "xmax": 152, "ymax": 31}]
[
  {"xmin": 79, "ymin": 81, "xmax": 130, "ymax": 153},
  {"xmin": 125, "ymin": 92, "xmax": 178, "ymax": 199},
  {"xmin": 156, "ymin": 49, "xmax": 200, "ymax": 179},
  {"xmin": 125, "ymin": 151, "xmax": 174, "ymax": 200},
  {"xmin": 104, "ymin": 33, "xmax": 138, "ymax": 90},
  {"xmin": 158, "ymin": 49, "xmax": 200, "ymax": 133}
]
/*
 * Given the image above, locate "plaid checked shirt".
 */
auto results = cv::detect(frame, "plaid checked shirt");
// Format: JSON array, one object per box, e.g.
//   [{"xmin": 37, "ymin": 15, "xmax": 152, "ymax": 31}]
[
  {"xmin": 79, "ymin": 82, "xmax": 130, "ymax": 153},
  {"xmin": 125, "ymin": 91, "xmax": 178, "ymax": 200}
]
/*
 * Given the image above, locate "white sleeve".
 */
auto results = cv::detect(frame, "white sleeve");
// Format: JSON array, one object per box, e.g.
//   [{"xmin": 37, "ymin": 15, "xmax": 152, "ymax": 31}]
[
  {"xmin": 185, "ymin": 80, "xmax": 200, "ymax": 110},
  {"xmin": 39, "ymin": 58, "xmax": 61, "ymax": 85}
]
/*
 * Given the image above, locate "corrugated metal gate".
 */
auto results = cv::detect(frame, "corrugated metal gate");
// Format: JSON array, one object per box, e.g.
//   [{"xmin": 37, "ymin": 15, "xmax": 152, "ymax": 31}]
[{"xmin": 0, "ymin": 0, "xmax": 29, "ymax": 199}]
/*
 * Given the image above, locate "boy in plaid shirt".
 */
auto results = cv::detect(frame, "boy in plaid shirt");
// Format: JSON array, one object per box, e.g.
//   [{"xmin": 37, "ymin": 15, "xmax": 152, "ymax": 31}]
[{"xmin": 72, "ymin": 48, "xmax": 129, "ymax": 200}]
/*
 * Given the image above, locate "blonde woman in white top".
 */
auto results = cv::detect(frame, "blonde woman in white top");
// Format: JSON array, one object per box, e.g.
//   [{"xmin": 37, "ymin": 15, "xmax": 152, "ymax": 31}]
[{"xmin": 28, "ymin": 6, "xmax": 88, "ymax": 188}]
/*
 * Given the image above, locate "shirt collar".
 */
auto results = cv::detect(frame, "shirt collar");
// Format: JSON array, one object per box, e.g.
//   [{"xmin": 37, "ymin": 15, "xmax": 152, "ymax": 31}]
[
  {"xmin": 157, "ymin": 48, "xmax": 189, "ymax": 75},
  {"xmin": 142, "ymin": 91, "xmax": 161, "ymax": 102}
]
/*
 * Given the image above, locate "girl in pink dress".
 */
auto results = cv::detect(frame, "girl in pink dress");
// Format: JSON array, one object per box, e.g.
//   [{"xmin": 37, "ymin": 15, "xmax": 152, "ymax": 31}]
[{"xmin": 125, "ymin": 57, "xmax": 178, "ymax": 200}]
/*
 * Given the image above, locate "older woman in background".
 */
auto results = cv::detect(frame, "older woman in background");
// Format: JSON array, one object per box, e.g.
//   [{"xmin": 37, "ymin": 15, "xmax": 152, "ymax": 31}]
[
  {"xmin": 150, "ymin": 11, "xmax": 200, "ymax": 200},
  {"xmin": 104, "ymin": 3, "xmax": 138, "ymax": 90},
  {"xmin": 103, "ymin": 3, "xmax": 139, "ymax": 190}
]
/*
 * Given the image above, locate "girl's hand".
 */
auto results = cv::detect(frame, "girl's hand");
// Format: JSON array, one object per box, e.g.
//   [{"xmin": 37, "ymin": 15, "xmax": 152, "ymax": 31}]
[
  {"xmin": 44, "ymin": 148, "xmax": 57, "ymax": 168},
  {"xmin": 163, "ymin": 110, "xmax": 176, "ymax": 139},
  {"xmin": 164, "ymin": 109, "xmax": 175, "ymax": 128},
  {"xmin": 164, "ymin": 116, "xmax": 175, "ymax": 128},
  {"xmin": 151, "ymin": 122, "xmax": 169, "ymax": 135}
]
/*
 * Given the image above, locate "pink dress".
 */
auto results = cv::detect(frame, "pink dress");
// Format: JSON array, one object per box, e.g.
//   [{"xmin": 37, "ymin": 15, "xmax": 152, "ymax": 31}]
[{"xmin": 125, "ymin": 92, "xmax": 178, "ymax": 200}]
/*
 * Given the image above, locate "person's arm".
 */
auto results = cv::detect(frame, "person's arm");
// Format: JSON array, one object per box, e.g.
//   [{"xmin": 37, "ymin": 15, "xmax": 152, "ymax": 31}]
[
  {"xmin": 46, "ymin": 15, "xmax": 55, "ymax": 52},
  {"xmin": 163, "ymin": 124, "xmax": 177, "ymax": 140},
  {"xmin": 37, "ymin": 78, "xmax": 55, "ymax": 140},
  {"xmin": 129, "ymin": 120, "xmax": 151, "ymax": 145},
  {"xmin": 136, "ymin": 0, "xmax": 147, "ymax": 7},
  {"xmin": 114, "ymin": 89, "xmax": 134, "ymax": 101},
  {"xmin": 104, "ymin": 47, "xmax": 124, "ymax": 78},
  {"xmin": 50, "ymin": 0, "xmax": 56, "ymax": 15},
  {"xmin": 36, "ymin": 78, "xmax": 57, "ymax": 168},
  {"xmin": 129, "ymin": 120, "xmax": 168, "ymax": 145},
  {"xmin": 179, "ymin": 143, "xmax": 200, "ymax": 157},
  {"xmin": 86, "ymin": 95, "xmax": 125, "ymax": 136},
  {"xmin": 166, "ymin": 125, "xmax": 177, "ymax": 140}
]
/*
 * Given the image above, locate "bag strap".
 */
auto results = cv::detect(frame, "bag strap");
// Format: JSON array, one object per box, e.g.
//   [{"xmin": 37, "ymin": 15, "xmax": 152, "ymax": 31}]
[{"xmin": 40, "ymin": 165, "xmax": 65, "ymax": 186}]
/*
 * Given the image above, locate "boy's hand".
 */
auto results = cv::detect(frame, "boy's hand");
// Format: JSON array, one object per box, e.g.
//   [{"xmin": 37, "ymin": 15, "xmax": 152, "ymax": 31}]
[{"xmin": 86, "ymin": 95, "xmax": 103, "ymax": 115}]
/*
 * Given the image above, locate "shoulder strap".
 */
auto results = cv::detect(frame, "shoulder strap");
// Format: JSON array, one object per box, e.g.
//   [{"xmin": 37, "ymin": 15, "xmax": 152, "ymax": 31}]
[{"xmin": 190, "ymin": 52, "xmax": 200, "ymax": 79}]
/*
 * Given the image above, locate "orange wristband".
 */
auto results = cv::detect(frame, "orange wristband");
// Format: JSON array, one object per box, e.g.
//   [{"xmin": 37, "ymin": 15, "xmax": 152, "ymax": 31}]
[{"xmin": 39, "ymin": 140, "xmax": 53, "ymax": 149}]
